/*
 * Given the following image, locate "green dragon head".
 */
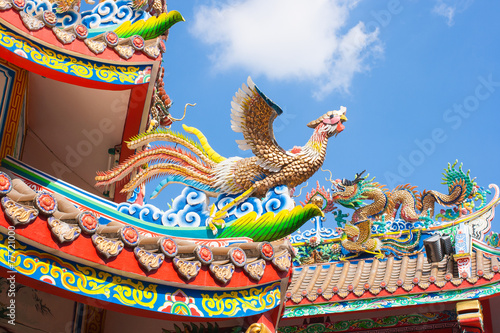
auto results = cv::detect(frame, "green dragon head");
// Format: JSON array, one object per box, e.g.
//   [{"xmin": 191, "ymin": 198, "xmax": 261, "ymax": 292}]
[{"xmin": 330, "ymin": 170, "xmax": 370, "ymax": 209}]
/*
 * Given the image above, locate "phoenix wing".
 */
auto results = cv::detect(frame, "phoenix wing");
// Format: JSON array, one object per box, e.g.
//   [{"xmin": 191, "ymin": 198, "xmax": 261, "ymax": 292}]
[{"xmin": 230, "ymin": 77, "xmax": 295, "ymax": 172}]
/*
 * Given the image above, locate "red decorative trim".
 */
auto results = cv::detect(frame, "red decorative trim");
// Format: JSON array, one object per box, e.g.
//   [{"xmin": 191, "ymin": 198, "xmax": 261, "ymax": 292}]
[
  {"xmin": 0, "ymin": 215, "xmax": 288, "ymax": 288},
  {"xmin": 0, "ymin": 12, "xmax": 154, "ymax": 61},
  {"xmin": 0, "ymin": 266, "xmax": 226, "ymax": 323},
  {"xmin": 113, "ymin": 83, "xmax": 151, "ymax": 202},
  {"xmin": 0, "ymin": 58, "xmax": 27, "ymax": 159}
]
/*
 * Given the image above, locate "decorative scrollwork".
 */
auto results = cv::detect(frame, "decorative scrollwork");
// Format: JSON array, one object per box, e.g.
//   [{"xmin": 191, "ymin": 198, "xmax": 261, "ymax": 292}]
[
  {"xmin": 91, "ymin": 235, "xmax": 124, "ymax": 259},
  {"xmin": 244, "ymin": 259, "xmax": 266, "ymax": 281},
  {"xmin": 1, "ymin": 196, "xmax": 38, "ymax": 225},
  {"xmin": 201, "ymin": 282, "xmax": 280, "ymax": 317},
  {"xmin": 173, "ymin": 257, "xmax": 201, "ymax": 280},
  {"xmin": 272, "ymin": 251, "xmax": 291, "ymax": 272},
  {"xmin": 47, "ymin": 217, "xmax": 81, "ymax": 243},
  {"xmin": 134, "ymin": 248, "xmax": 164, "ymax": 272},
  {"xmin": 209, "ymin": 263, "xmax": 234, "ymax": 284}
]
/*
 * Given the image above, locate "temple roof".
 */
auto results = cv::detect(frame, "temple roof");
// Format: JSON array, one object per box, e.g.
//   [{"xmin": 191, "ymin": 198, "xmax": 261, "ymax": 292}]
[
  {"xmin": 0, "ymin": 168, "xmax": 292, "ymax": 287},
  {"xmin": 285, "ymin": 247, "xmax": 500, "ymax": 306}
]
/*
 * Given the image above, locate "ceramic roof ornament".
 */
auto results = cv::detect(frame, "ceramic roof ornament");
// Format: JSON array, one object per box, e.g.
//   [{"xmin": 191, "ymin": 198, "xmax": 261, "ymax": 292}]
[{"xmin": 96, "ymin": 77, "xmax": 347, "ymax": 234}]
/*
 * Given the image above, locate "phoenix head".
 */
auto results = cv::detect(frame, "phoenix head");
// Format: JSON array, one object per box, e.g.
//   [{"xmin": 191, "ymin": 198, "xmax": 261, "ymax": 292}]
[{"xmin": 307, "ymin": 106, "xmax": 347, "ymax": 138}]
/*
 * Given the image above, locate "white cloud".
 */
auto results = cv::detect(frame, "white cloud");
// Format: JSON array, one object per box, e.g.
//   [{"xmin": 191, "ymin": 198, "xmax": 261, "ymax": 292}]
[
  {"xmin": 190, "ymin": 0, "xmax": 381, "ymax": 99},
  {"xmin": 432, "ymin": 0, "xmax": 474, "ymax": 26}
]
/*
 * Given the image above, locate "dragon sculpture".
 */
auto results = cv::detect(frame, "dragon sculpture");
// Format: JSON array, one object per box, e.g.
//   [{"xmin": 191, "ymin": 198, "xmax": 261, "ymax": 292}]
[
  {"xmin": 328, "ymin": 161, "xmax": 476, "ymax": 223},
  {"xmin": 96, "ymin": 77, "xmax": 347, "ymax": 232},
  {"xmin": 301, "ymin": 161, "xmax": 475, "ymax": 258}
]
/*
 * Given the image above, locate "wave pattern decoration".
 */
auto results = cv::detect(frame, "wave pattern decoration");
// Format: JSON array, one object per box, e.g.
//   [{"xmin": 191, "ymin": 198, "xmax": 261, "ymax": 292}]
[{"xmin": 117, "ymin": 185, "xmax": 294, "ymax": 228}]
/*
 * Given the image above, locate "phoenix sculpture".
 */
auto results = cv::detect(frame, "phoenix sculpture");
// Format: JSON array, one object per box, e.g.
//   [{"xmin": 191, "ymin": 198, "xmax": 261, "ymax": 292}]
[{"xmin": 96, "ymin": 77, "xmax": 347, "ymax": 232}]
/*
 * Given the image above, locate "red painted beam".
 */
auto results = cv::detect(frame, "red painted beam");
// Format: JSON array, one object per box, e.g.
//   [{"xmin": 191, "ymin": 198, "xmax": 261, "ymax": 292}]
[
  {"xmin": 0, "ymin": 266, "xmax": 232, "ymax": 322},
  {"xmin": 113, "ymin": 83, "xmax": 151, "ymax": 203},
  {"xmin": 0, "ymin": 216, "xmax": 288, "ymax": 288},
  {"xmin": 0, "ymin": 12, "xmax": 156, "ymax": 62}
]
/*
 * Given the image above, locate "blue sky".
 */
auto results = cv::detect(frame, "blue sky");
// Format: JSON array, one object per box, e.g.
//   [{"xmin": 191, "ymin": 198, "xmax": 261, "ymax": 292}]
[{"xmin": 148, "ymin": 0, "xmax": 500, "ymax": 220}]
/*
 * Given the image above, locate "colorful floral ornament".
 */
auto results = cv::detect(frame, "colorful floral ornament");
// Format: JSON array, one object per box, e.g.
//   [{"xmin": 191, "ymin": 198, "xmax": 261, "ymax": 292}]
[
  {"xmin": 78, "ymin": 211, "xmax": 99, "ymax": 234},
  {"xmin": 35, "ymin": 192, "xmax": 57, "ymax": 215},
  {"xmin": 158, "ymin": 289, "xmax": 204, "ymax": 317},
  {"xmin": 42, "ymin": 11, "xmax": 57, "ymax": 27},
  {"xmin": 486, "ymin": 232, "xmax": 500, "ymax": 248},
  {"xmin": 131, "ymin": 35, "xmax": 145, "ymax": 50},
  {"xmin": 194, "ymin": 245, "xmax": 213, "ymax": 265},
  {"xmin": 0, "ymin": 172, "xmax": 12, "ymax": 196},
  {"xmin": 229, "ymin": 247, "xmax": 246, "ymax": 267},
  {"xmin": 12, "ymin": 0, "xmax": 25, "ymax": 10},
  {"xmin": 259, "ymin": 242, "xmax": 274, "ymax": 260},
  {"xmin": 134, "ymin": 67, "xmax": 151, "ymax": 84},
  {"xmin": 120, "ymin": 226, "xmax": 139, "ymax": 247},
  {"xmin": 105, "ymin": 31, "xmax": 119, "ymax": 47},
  {"xmin": 74, "ymin": 24, "xmax": 88, "ymax": 39},
  {"xmin": 159, "ymin": 236, "xmax": 178, "ymax": 258}
]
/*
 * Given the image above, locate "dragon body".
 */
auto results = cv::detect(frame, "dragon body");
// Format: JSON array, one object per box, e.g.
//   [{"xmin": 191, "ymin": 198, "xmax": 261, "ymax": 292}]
[
  {"xmin": 338, "ymin": 221, "xmax": 383, "ymax": 259},
  {"xmin": 329, "ymin": 161, "xmax": 476, "ymax": 223},
  {"xmin": 302, "ymin": 162, "xmax": 475, "ymax": 258}
]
